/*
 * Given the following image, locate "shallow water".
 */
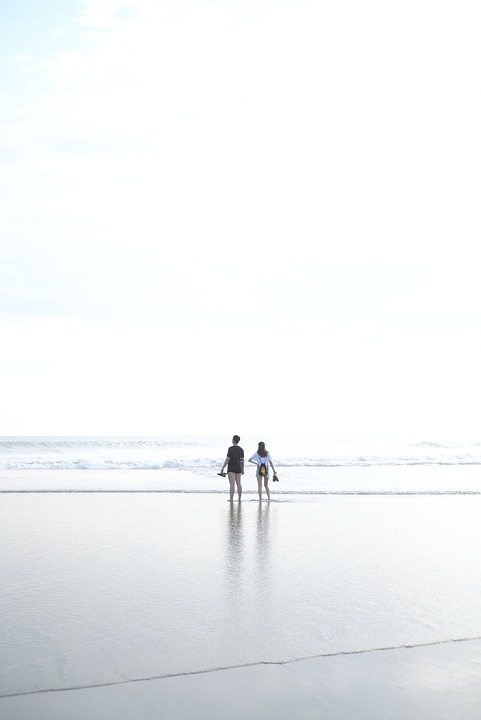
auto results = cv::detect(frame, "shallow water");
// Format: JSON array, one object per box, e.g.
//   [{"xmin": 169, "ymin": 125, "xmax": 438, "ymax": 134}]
[{"xmin": 2, "ymin": 463, "xmax": 481, "ymax": 494}]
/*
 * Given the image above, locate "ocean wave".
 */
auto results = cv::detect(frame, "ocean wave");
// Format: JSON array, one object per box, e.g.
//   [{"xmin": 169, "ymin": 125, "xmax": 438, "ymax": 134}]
[
  {"xmin": 2, "ymin": 437, "xmax": 481, "ymax": 470},
  {"xmin": 0, "ymin": 438, "xmax": 203, "ymax": 450},
  {"xmin": 1, "ymin": 457, "xmax": 481, "ymax": 470}
]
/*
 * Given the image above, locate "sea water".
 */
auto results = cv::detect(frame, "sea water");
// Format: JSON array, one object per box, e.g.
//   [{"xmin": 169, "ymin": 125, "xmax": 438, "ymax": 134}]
[{"xmin": 1, "ymin": 435, "xmax": 481, "ymax": 494}]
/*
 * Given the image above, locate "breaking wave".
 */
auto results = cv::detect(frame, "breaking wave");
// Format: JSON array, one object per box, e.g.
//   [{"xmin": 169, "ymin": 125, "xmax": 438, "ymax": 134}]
[{"xmin": 1, "ymin": 436, "xmax": 481, "ymax": 470}]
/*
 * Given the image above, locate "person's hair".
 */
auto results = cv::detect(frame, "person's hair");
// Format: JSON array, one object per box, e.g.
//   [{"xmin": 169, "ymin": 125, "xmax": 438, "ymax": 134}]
[
  {"xmin": 257, "ymin": 441, "xmax": 268, "ymax": 457},
  {"xmin": 232, "ymin": 435, "xmax": 240, "ymax": 444}
]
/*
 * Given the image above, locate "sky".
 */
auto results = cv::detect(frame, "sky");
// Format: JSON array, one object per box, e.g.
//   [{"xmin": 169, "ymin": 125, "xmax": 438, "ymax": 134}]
[{"xmin": 0, "ymin": 0, "xmax": 480, "ymax": 439}]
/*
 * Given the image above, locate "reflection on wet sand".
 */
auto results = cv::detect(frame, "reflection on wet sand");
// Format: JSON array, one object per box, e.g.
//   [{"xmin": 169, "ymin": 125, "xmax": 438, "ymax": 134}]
[
  {"xmin": 254, "ymin": 503, "xmax": 271, "ymax": 609},
  {"xmin": 255, "ymin": 503, "xmax": 270, "ymax": 560},
  {"xmin": 225, "ymin": 502, "xmax": 245, "ymax": 603},
  {"xmin": 224, "ymin": 503, "xmax": 273, "ymax": 611}
]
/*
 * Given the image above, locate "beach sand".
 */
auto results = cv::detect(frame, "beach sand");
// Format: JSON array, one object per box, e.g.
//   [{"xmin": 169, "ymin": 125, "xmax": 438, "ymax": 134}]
[
  {"xmin": 2, "ymin": 640, "xmax": 481, "ymax": 720},
  {"xmin": 1, "ymin": 491, "xmax": 481, "ymax": 718}
]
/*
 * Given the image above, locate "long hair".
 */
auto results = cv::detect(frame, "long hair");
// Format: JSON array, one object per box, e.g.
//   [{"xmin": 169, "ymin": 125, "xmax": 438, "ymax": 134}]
[{"xmin": 257, "ymin": 441, "xmax": 268, "ymax": 458}]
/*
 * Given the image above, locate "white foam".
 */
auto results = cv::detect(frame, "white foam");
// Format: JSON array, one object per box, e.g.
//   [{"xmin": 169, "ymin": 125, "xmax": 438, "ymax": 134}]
[{"xmin": 1, "ymin": 436, "xmax": 481, "ymax": 471}]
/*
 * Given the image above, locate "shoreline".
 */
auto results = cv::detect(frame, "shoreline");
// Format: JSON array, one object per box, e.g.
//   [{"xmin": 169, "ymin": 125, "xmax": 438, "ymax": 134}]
[
  {"xmin": 2, "ymin": 463, "xmax": 481, "ymax": 495},
  {"xmin": 3, "ymin": 638, "xmax": 481, "ymax": 719}
]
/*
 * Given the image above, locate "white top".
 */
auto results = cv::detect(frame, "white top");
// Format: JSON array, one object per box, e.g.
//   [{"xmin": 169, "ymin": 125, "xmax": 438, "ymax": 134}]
[{"xmin": 249, "ymin": 452, "xmax": 272, "ymax": 468}]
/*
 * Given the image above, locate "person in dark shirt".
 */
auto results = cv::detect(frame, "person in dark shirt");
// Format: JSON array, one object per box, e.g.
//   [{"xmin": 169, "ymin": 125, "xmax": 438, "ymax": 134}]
[{"xmin": 220, "ymin": 435, "xmax": 244, "ymax": 502}]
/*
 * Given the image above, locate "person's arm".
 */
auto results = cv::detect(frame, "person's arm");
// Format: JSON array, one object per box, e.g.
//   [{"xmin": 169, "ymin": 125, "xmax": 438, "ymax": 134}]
[
  {"xmin": 221, "ymin": 450, "xmax": 230, "ymax": 473},
  {"xmin": 248, "ymin": 454, "xmax": 257, "ymax": 465},
  {"xmin": 240, "ymin": 455, "xmax": 244, "ymax": 474},
  {"xmin": 268, "ymin": 454, "xmax": 276, "ymax": 474}
]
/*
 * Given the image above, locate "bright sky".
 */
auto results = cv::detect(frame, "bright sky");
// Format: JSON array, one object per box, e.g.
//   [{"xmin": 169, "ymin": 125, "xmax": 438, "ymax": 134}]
[{"xmin": 1, "ymin": 0, "xmax": 480, "ymax": 439}]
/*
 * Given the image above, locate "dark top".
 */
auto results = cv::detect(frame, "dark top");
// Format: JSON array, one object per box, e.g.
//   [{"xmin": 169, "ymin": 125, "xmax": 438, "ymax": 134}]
[{"xmin": 227, "ymin": 445, "xmax": 244, "ymax": 473}]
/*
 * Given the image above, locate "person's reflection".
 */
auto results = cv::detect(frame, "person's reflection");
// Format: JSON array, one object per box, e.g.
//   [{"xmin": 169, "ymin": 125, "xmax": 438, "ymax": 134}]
[
  {"xmin": 254, "ymin": 502, "xmax": 271, "ymax": 605},
  {"xmin": 225, "ymin": 502, "xmax": 245, "ymax": 604}
]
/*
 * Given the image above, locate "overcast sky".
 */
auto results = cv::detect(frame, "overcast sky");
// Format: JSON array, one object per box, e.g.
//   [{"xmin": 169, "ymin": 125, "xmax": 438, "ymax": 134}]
[{"xmin": 1, "ymin": 0, "xmax": 480, "ymax": 438}]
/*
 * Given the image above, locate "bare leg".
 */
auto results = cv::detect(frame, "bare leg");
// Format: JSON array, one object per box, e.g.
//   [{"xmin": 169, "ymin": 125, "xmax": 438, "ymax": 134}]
[
  {"xmin": 264, "ymin": 476, "xmax": 270, "ymax": 501},
  {"xmin": 257, "ymin": 476, "xmax": 263, "ymax": 501},
  {"xmin": 228, "ymin": 472, "xmax": 236, "ymax": 502},
  {"xmin": 234, "ymin": 473, "xmax": 242, "ymax": 501}
]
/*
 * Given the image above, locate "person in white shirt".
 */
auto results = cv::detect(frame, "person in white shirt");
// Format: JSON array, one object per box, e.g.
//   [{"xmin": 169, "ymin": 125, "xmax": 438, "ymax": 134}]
[{"xmin": 248, "ymin": 441, "xmax": 277, "ymax": 502}]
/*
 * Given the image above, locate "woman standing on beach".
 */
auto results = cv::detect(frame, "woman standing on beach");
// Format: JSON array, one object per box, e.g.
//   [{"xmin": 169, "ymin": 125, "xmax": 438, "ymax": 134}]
[
  {"xmin": 220, "ymin": 435, "xmax": 244, "ymax": 502},
  {"xmin": 248, "ymin": 442, "xmax": 277, "ymax": 502}
]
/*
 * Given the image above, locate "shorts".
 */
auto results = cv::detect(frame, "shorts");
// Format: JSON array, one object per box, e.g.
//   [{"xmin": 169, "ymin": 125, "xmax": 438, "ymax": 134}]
[{"xmin": 228, "ymin": 465, "xmax": 242, "ymax": 474}]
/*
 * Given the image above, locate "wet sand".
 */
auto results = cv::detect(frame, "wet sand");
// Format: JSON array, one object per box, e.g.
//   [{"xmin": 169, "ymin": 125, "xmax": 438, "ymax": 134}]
[
  {"xmin": 2, "ymin": 639, "xmax": 481, "ymax": 720},
  {"xmin": 1, "ymin": 491, "xmax": 481, "ymax": 717}
]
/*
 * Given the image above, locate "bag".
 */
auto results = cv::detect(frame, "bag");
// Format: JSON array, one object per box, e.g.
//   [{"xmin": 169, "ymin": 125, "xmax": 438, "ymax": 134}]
[{"xmin": 259, "ymin": 460, "xmax": 267, "ymax": 476}]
